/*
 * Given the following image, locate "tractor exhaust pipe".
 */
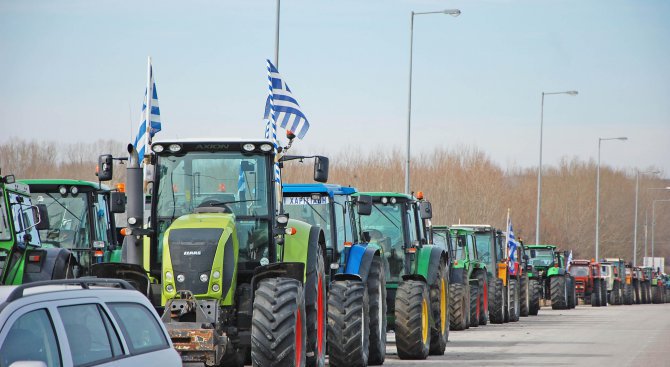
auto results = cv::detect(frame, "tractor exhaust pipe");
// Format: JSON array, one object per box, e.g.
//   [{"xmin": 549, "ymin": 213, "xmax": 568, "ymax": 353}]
[{"xmin": 123, "ymin": 143, "xmax": 144, "ymax": 266}]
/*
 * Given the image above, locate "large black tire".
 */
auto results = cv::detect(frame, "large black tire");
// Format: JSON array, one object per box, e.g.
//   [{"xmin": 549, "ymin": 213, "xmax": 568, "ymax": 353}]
[
  {"xmin": 645, "ymin": 283, "xmax": 652, "ymax": 304},
  {"xmin": 475, "ymin": 273, "xmax": 489, "ymax": 325},
  {"xmin": 429, "ymin": 260, "xmax": 449, "ymax": 355},
  {"xmin": 591, "ymin": 279, "xmax": 601, "ymax": 307},
  {"xmin": 251, "ymin": 278, "xmax": 306, "ymax": 367},
  {"xmin": 528, "ymin": 279, "xmax": 541, "ymax": 316},
  {"xmin": 519, "ymin": 275, "xmax": 529, "ymax": 317},
  {"xmin": 469, "ymin": 283, "xmax": 480, "ymax": 327},
  {"xmin": 489, "ymin": 278, "xmax": 504, "ymax": 324},
  {"xmin": 609, "ymin": 281, "xmax": 619, "ymax": 305},
  {"xmin": 550, "ymin": 275, "xmax": 567, "ymax": 310},
  {"xmin": 600, "ymin": 280, "xmax": 607, "ymax": 307},
  {"xmin": 367, "ymin": 256, "xmax": 387, "ymax": 365},
  {"xmin": 327, "ymin": 280, "xmax": 369, "ymax": 367},
  {"xmin": 633, "ymin": 281, "xmax": 641, "ymax": 304},
  {"xmin": 652, "ymin": 285, "xmax": 664, "ymax": 304},
  {"xmin": 395, "ymin": 280, "xmax": 430, "ymax": 360},
  {"xmin": 624, "ymin": 283, "xmax": 633, "ymax": 305},
  {"xmin": 503, "ymin": 280, "xmax": 510, "ymax": 323},
  {"xmin": 509, "ymin": 279, "xmax": 520, "ymax": 322},
  {"xmin": 448, "ymin": 283, "xmax": 468, "ymax": 331},
  {"xmin": 304, "ymin": 245, "xmax": 326, "ymax": 367},
  {"xmin": 567, "ymin": 277, "xmax": 576, "ymax": 309}
]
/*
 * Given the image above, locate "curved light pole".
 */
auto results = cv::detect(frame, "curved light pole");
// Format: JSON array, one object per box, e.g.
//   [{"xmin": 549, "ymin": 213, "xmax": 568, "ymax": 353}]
[
  {"xmin": 535, "ymin": 90, "xmax": 578, "ymax": 244},
  {"xmin": 405, "ymin": 9, "xmax": 461, "ymax": 194},
  {"xmin": 595, "ymin": 136, "xmax": 627, "ymax": 260},
  {"xmin": 633, "ymin": 170, "xmax": 660, "ymax": 266}
]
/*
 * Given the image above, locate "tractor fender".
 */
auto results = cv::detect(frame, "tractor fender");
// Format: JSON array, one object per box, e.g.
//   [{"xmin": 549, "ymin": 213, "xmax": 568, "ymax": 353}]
[
  {"xmin": 450, "ymin": 267, "xmax": 467, "ymax": 285},
  {"xmin": 415, "ymin": 245, "xmax": 447, "ymax": 287},
  {"xmin": 251, "ymin": 262, "xmax": 306, "ymax": 294},
  {"xmin": 332, "ymin": 272, "xmax": 363, "ymax": 282},
  {"xmin": 283, "ymin": 222, "xmax": 325, "ymax": 305},
  {"xmin": 547, "ymin": 267, "xmax": 565, "ymax": 277},
  {"xmin": 402, "ymin": 273, "xmax": 427, "ymax": 284},
  {"xmin": 343, "ymin": 244, "xmax": 380, "ymax": 282}
]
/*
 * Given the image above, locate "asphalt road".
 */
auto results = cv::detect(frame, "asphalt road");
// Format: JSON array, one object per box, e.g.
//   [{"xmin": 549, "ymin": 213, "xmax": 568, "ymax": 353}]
[{"xmin": 384, "ymin": 303, "xmax": 670, "ymax": 366}]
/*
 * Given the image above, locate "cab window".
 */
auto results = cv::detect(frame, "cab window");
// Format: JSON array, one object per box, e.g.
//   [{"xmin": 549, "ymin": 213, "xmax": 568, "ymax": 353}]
[
  {"xmin": 0, "ymin": 309, "xmax": 61, "ymax": 367},
  {"xmin": 58, "ymin": 304, "xmax": 123, "ymax": 366},
  {"xmin": 107, "ymin": 303, "xmax": 170, "ymax": 354}
]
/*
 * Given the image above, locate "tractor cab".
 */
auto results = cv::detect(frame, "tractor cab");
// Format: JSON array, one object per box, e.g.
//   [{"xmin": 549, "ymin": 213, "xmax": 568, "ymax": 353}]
[{"xmin": 19, "ymin": 179, "xmax": 125, "ymax": 276}]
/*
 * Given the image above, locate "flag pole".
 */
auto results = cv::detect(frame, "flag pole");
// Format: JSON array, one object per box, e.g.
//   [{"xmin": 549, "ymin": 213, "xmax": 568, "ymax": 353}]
[
  {"xmin": 506, "ymin": 208, "xmax": 511, "ymax": 259},
  {"xmin": 145, "ymin": 56, "xmax": 153, "ymax": 159}
]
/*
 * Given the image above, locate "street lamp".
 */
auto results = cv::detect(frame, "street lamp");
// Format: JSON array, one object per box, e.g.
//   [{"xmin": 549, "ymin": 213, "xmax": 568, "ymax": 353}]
[
  {"xmin": 405, "ymin": 8, "xmax": 461, "ymax": 194},
  {"xmin": 594, "ymin": 136, "xmax": 627, "ymax": 260},
  {"xmin": 633, "ymin": 170, "xmax": 660, "ymax": 266},
  {"xmin": 535, "ymin": 90, "xmax": 578, "ymax": 244}
]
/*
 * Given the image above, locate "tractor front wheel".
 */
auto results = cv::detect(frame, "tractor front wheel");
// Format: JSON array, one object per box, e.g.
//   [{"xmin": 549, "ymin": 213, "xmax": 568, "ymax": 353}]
[
  {"xmin": 489, "ymin": 278, "xmax": 504, "ymax": 324},
  {"xmin": 448, "ymin": 283, "xmax": 467, "ymax": 331},
  {"xmin": 509, "ymin": 279, "xmax": 520, "ymax": 322},
  {"xmin": 469, "ymin": 283, "xmax": 480, "ymax": 328},
  {"xmin": 304, "ymin": 247, "xmax": 326, "ymax": 367},
  {"xmin": 251, "ymin": 278, "xmax": 306, "ymax": 367},
  {"xmin": 550, "ymin": 276, "xmax": 567, "ymax": 310},
  {"xmin": 367, "ymin": 256, "xmax": 387, "ymax": 365},
  {"xmin": 600, "ymin": 280, "xmax": 608, "ymax": 307},
  {"xmin": 519, "ymin": 275, "xmax": 529, "ymax": 317},
  {"xmin": 528, "ymin": 279, "xmax": 541, "ymax": 315},
  {"xmin": 395, "ymin": 280, "xmax": 431, "ymax": 360},
  {"xmin": 591, "ymin": 279, "xmax": 601, "ymax": 307},
  {"xmin": 327, "ymin": 279, "xmax": 369, "ymax": 367},
  {"xmin": 567, "ymin": 276, "xmax": 576, "ymax": 309},
  {"xmin": 624, "ymin": 283, "xmax": 633, "ymax": 305}
]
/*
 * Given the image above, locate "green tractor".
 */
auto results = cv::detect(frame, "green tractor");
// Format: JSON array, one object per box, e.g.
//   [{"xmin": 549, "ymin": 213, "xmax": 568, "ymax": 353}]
[
  {"xmin": 354, "ymin": 192, "xmax": 449, "ymax": 359},
  {"xmin": 19, "ymin": 179, "xmax": 126, "ymax": 276},
  {"xmin": 450, "ymin": 225, "xmax": 518, "ymax": 324},
  {"xmin": 440, "ymin": 227, "xmax": 489, "ymax": 330},
  {"xmin": 525, "ymin": 245, "xmax": 572, "ymax": 310},
  {"xmin": 0, "ymin": 172, "xmax": 76, "ymax": 285},
  {"xmin": 95, "ymin": 137, "xmax": 330, "ymax": 367}
]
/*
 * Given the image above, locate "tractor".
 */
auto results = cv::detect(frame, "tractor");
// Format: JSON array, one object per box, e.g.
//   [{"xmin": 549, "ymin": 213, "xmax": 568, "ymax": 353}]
[
  {"xmin": 282, "ymin": 183, "xmax": 387, "ymax": 366},
  {"xmin": 509, "ymin": 239, "xmax": 532, "ymax": 317},
  {"xmin": 0, "ymin": 172, "xmax": 75, "ymax": 285},
  {"xmin": 558, "ymin": 252, "xmax": 577, "ymax": 309},
  {"xmin": 525, "ymin": 245, "xmax": 571, "ymax": 310},
  {"xmin": 19, "ymin": 179, "xmax": 126, "ymax": 276},
  {"xmin": 639, "ymin": 266, "xmax": 654, "ymax": 303},
  {"xmin": 569, "ymin": 259, "xmax": 606, "ymax": 307},
  {"xmin": 601, "ymin": 258, "xmax": 625, "ymax": 305},
  {"xmin": 450, "ymin": 225, "xmax": 517, "ymax": 323},
  {"xmin": 94, "ymin": 137, "xmax": 331, "ymax": 367},
  {"xmin": 441, "ymin": 227, "xmax": 489, "ymax": 331},
  {"xmin": 651, "ymin": 267, "xmax": 666, "ymax": 304},
  {"xmin": 354, "ymin": 192, "xmax": 449, "ymax": 359},
  {"xmin": 623, "ymin": 262, "xmax": 635, "ymax": 305}
]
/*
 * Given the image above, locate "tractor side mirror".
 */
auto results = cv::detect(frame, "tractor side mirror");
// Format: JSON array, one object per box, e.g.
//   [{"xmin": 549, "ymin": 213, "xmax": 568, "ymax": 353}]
[
  {"xmin": 2, "ymin": 174, "xmax": 15, "ymax": 184},
  {"xmin": 355, "ymin": 195, "xmax": 372, "ymax": 216},
  {"xmin": 35, "ymin": 204, "xmax": 50, "ymax": 231},
  {"xmin": 418, "ymin": 201, "xmax": 432, "ymax": 219},
  {"xmin": 97, "ymin": 154, "xmax": 114, "ymax": 181},
  {"xmin": 110, "ymin": 192, "xmax": 127, "ymax": 214},
  {"xmin": 313, "ymin": 156, "xmax": 329, "ymax": 183}
]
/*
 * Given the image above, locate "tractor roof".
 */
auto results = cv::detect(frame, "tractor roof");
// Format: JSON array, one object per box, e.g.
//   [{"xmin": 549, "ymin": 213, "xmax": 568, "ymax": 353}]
[
  {"xmin": 570, "ymin": 259, "xmax": 591, "ymax": 265},
  {"xmin": 153, "ymin": 137, "xmax": 274, "ymax": 144},
  {"xmin": 283, "ymin": 183, "xmax": 357, "ymax": 198},
  {"xmin": 450, "ymin": 224, "xmax": 496, "ymax": 233},
  {"xmin": 526, "ymin": 244, "xmax": 558, "ymax": 249},
  {"xmin": 21, "ymin": 179, "xmax": 110, "ymax": 192},
  {"xmin": 355, "ymin": 192, "xmax": 414, "ymax": 200},
  {"xmin": 433, "ymin": 225, "xmax": 450, "ymax": 230}
]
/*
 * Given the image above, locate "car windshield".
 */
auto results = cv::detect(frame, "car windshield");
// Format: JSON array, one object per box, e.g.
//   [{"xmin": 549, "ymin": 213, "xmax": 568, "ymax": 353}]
[
  {"xmin": 31, "ymin": 192, "xmax": 89, "ymax": 250},
  {"xmin": 570, "ymin": 265, "xmax": 589, "ymax": 277},
  {"xmin": 283, "ymin": 195, "xmax": 332, "ymax": 249},
  {"xmin": 528, "ymin": 248, "xmax": 554, "ymax": 267}
]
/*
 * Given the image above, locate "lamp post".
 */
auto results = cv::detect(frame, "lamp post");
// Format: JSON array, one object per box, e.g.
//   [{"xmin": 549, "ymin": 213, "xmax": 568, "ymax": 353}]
[
  {"xmin": 595, "ymin": 136, "xmax": 627, "ymax": 260},
  {"xmin": 535, "ymin": 90, "xmax": 578, "ymax": 244},
  {"xmin": 633, "ymin": 170, "xmax": 660, "ymax": 266},
  {"xmin": 405, "ymin": 8, "xmax": 461, "ymax": 195},
  {"xmin": 652, "ymin": 198, "xmax": 670, "ymax": 260}
]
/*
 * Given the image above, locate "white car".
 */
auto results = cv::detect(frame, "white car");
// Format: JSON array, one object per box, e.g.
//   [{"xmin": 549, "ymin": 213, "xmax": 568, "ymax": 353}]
[{"xmin": 0, "ymin": 279, "xmax": 181, "ymax": 367}]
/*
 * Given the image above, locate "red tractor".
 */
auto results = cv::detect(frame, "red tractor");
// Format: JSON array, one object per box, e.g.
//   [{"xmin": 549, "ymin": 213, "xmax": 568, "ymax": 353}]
[{"xmin": 570, "ymin": 259, "xmax": 607, "ymax": 307}]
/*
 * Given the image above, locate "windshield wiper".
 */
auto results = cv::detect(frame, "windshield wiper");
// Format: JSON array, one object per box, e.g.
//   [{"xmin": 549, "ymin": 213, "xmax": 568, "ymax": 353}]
[
  {"xmin": 371, "ymin": 203, "xmax": 401, "ymax": 230},
  {"xmin": 45, "ymin": 193, "xmax": 82, "ymax": 222},
  {"xmin": 301, "ymin": 199, "xmax": 328, "ymax": 224}
]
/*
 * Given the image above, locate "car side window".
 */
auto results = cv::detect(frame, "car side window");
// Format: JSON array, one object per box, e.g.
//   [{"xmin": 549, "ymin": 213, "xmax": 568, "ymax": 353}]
[
  {"xmin": 0, "ymin": 308, "xmax": 61, "ymax": 367},
  {"xmin": 58, "ymin": 304, "xmax": 121, "ymax": 366},
  {"xmin": 107, "ymin": 302, "xmax": 169, "ymax": 354}
]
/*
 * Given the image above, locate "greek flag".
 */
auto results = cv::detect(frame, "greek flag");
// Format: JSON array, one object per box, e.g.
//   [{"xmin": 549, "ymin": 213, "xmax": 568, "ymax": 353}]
[
  {"xmin": 238, "ymin": 167, "xmax": 247, "ymax": 201},
  {"xmin": 133, "ymin": 62, "xmax": 162, "ymax": 165},
  {"xmin": 506, "ymin": 215, "xmax": 519, "ymax": 275},
  {"xmin": 263, "ymin": 60, "xmax": 310, "ymax": 139},
  {"xmin": 566, "ymin": 250, "xmax": 573, "ymax": 272}
]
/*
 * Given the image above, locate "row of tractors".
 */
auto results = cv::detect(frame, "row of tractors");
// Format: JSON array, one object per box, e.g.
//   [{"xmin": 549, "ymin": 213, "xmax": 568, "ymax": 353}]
[{"xmin": 1, "ymin": 134, "xmax": 669, "ymax": 367}]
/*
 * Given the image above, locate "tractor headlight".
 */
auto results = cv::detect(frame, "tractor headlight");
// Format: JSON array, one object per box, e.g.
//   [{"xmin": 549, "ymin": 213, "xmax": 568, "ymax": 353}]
[
  {"xmin": 168, "ymin": 144, "xmax": 182, "ymax": 152},
  {"xmin": 176, "ymin": 274, "xmax": 185, "ymax": 283},
  {"xmin": 166, "ymin": 284, "xmax": 174, "ymax": 292},
  {"xmin": 260, "ymin": 144, "xmax": 273, "ymax": 152},
  {"xmin": 243, "ymin": 143, "xmax": 255, "ymax": 152},
  {"xmin": 200, "ymin": 274, "xmax": 209, "ymax": 283},
  {"xmin": 381, "ymin": 197, "xmax": 388, "ymax": 204},
  {"xmin": 70, "ymin": 186, "xmax": 79, "ymax": 196},
  {"xmin": 390, "ymin": 197, "xmax": 397, "ymax": 204},
  {"xmin": 127, "ymin": 217, "xmax": 137, "ymax": 225},
  {"xmin": 152, "ymin": 144, "xmax": 164, "ymax": 153},
  {"xmin": 59, "ymin": 186, "xmax": 68, "ymax": 196},
  {"xmin": 212, "ymin": 284, "xmax": 220, "ymax": 292},
  {"xmin": 212, "ymin": 271, "xmax": 220, "ymax": 279},
  {"xmin": 165, "ymin": 271, "xmax": 173, "ymax": 281}
]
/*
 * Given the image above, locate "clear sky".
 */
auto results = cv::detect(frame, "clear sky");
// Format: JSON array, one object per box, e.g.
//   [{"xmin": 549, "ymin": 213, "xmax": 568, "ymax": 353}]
[{"xmin": 1, "ymin": 0, "xmax": 668, "ymax": 176}]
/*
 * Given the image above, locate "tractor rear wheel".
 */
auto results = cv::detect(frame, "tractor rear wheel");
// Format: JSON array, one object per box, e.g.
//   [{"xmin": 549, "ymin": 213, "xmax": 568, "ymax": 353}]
[
  {"xmin": 503, "ymin": 281, "xmax": 510, "ymax": 323},
  {"xmin": 567, "ymin": 277, "xmax": 576, "ymax": 309},
  {"xmin": 327, "ymin": 279, "xmax": 369, "ymax": 367},
  {"xmin": 367, "ymin": 256, "xmax": 387, "ymax": 365},
  {"xmin": 591, "ymin": 279, "xmax": 601, "ymax": 307},
  {"xmin": 489, "ymin": 278, "xmax": 504, "ymax": 324},
  {"xmin": 509, "ymin": 279, "xmax": 520, "ymax": 322},
  {"xmin": 528, "ymin": 279, "xmax": 540, "ymax": 316},
  {"xmin": 251, "ymin": 277, "xmax": 306, "ymax": 367},
  {"xmin": 469, "ymin": 283, "xmax": 480, "ymax": 327},
  {"xmin": 476, "ymin": 273, "xmax": 488, "ymax": 325},
  {"xmin": 624, "ymin": 283, "xmax": 633, "ymax": 305},
  {"xmin": 652, "ymin": 285, "xmax": 663, "ymax": 304},
  {"xmin": 600, "ymin": 280, "xmax": 607, "ymax": 307},
  {"xmin": 519, "ymin": 275, "xmax": 529, "ymax": 317},
  {"xmin": 304, "ymin": 246, "xmax": 326, "ymax": 367},
  {"xmin": 448, "ymin": 283, "xmax": 467, "ymax": 331},
  {"xmin": 429, "ymin": 260, "xmax": 449, "ymax": 355},
  {"xmin": 395, "ymin": 280, "xmax": 430, "ymax": 360},
  {"xmin": 550, "ymin": 275, "xmax": 567, "ymax": 310}
]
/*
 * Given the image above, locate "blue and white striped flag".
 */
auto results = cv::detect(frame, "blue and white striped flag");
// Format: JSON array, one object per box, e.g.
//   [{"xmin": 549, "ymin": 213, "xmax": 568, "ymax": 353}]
[
  {"xmin": 506, "ymin": 213, "xmax": 519, "ymax": 275},
  {"xmin": 133, "ymin": 62, "xmax": 162, "ymax": 165},
  {"xmin": 263, "ymin": 60, "xmax": 310, "ymax": 139},
  {"xmin": 566, "ymin": 250, "xmax": 573, "ymax": 272},
  {"xmin": 238, "ymin": 167, "xmax": 247, "ymax": 201}
]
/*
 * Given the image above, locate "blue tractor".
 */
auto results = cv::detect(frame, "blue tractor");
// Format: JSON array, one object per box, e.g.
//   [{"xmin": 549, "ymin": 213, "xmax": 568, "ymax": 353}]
[{"xmin": 283, "ymin": 183, "xmax": 387, "ymax": 366}]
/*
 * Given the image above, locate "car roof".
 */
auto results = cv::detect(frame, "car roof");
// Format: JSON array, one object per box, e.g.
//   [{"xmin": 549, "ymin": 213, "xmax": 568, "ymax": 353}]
[{"xmin": 283, "ymin": 183, "xmax": 357, "ymax": 197}]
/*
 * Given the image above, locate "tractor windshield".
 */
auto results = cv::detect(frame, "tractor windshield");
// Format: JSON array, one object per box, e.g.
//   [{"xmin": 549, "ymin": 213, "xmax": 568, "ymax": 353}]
[
  {"xmin": 475, "ymin": 233, "xmax": 493, "ymax": 265},
  {"xmin": 31, "ymin": 192, "xmax": 86, "ymax": 250},
  {"xmin": 0, "ymin": 191, "xmax": 10, "ymax": 241},
  {"xmin": 528, "ymin": 248, "xmax": 554, "ymax": 267},
  {"xmin": 283, "ymin": 195, "xmax": 333, "ymax": 250},
  {"xmin": 570, "ymin": 265, "xmax": 589, "ymax": 277},
  {"xmin": 358, "ymin": 201, "xmax": 405, "ymax": 281}
]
